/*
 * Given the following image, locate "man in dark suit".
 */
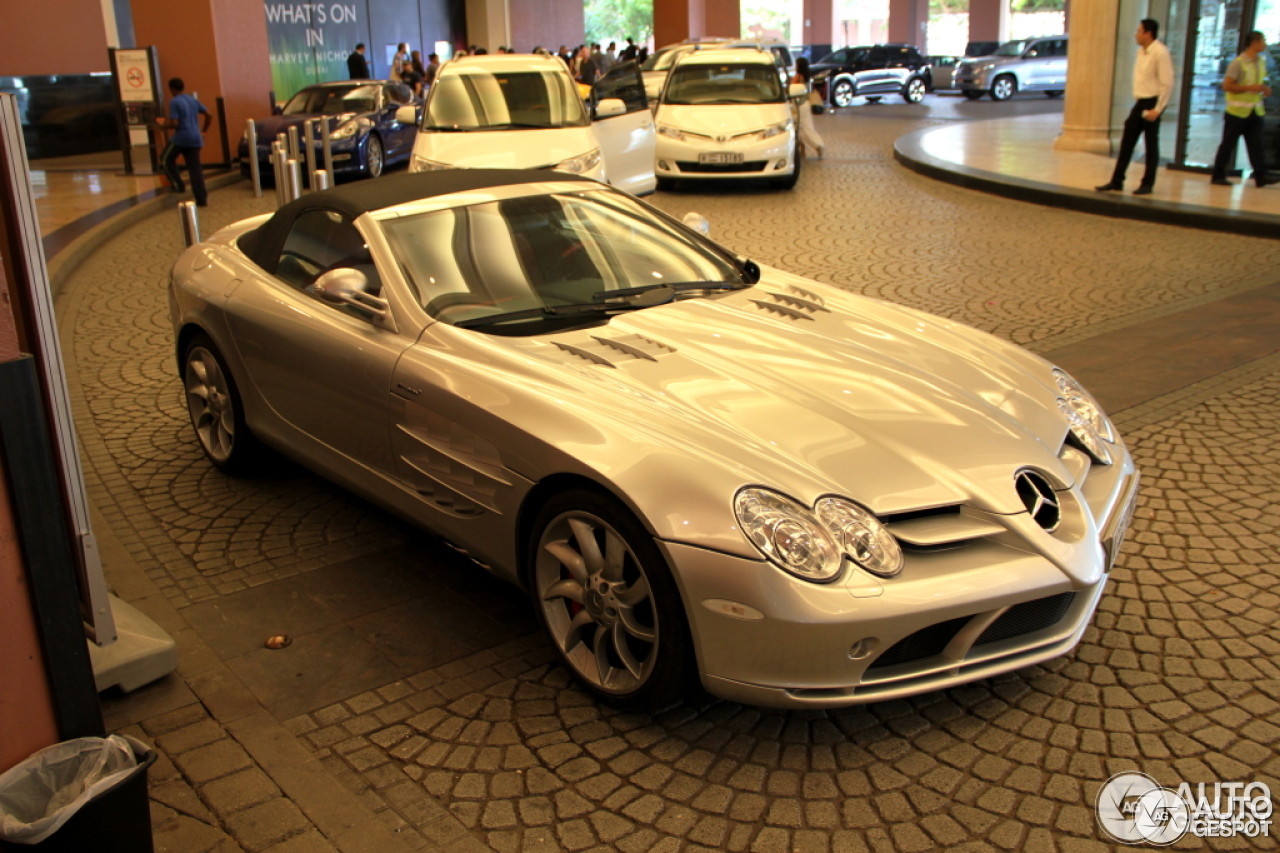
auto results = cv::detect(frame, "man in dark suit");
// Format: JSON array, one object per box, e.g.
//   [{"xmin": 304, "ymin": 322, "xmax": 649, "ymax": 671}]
[{"xmin": 347, "ymin": 44, "xmax": 370, "ymax": 79}]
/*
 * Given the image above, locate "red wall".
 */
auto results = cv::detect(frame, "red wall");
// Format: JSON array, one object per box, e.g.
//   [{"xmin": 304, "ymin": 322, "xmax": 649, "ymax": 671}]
[
  {"xmin": 509, "ymin": 0, "xmax": 585, "ymax": 53},
  {"xmin": 0, "ymin": 0, "xmax": 111, "ymax": 76}
]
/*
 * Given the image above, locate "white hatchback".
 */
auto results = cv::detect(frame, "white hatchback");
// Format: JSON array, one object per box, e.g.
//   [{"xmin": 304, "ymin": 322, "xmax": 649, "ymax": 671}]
[
  {"xmin": 654, "ymin": 48, "xmax": 805, "ymax": 190},
  {"xmin": 402, "ymin": 54, "xmax": 656, "ymax": 195}
]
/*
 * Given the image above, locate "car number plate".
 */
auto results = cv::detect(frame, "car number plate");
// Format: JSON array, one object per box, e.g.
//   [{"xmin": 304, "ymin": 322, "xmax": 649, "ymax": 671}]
[
  {"xmin": 699, "ymin": 152, "xmax": 744, "ymax": 164},
  {"xmin": 1104, "ymin": 473, "xmax": 1141, "ymax": 571}
]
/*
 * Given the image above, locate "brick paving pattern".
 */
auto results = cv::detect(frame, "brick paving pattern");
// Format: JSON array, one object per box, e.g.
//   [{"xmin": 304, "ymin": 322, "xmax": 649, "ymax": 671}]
[{"xmin": 63, "ymin": 106, "xmax": 1280, "ymax": 851}]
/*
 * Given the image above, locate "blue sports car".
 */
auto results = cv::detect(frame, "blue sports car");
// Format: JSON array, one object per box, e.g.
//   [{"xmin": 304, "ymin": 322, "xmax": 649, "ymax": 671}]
[{"xmin": 239, "ymin": 80, "xmax": 421, "ymax": 181}]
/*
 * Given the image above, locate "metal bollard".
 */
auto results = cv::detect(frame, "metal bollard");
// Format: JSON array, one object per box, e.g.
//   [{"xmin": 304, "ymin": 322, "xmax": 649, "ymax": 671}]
[
  {"xmin": 321, "ymin": 116, "xmax": 335, "ymax": 186},
  {"xmin": 311, "ymin": 169, "xmax": 330, "ymax": 191},
  {"xmin": 285, "ymin": 158, "xmax": 302, "ymax": 202},
  {"xmin": 302, "ymin": 119, "xmax": 316, "ymax": 190},
  {"xmin": 287, "ymin": 125, "xmax": 301, "ymax": 162},
  {"xmin": 246, "ymin": 119, "xmax": 262, "ymax": 197},
  {"xmin": 271, "ymin": 142, "xmax": 287, "ymax": 207},
  {"xmin": 179, "ymin": 200, "xmax": 200, "ymax": 247}
]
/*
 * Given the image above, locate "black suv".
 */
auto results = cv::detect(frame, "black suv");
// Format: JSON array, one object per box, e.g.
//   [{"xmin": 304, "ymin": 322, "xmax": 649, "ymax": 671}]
[{"xmin": 811, "ymin": 44, "xmax": 932, "ymax": 107}]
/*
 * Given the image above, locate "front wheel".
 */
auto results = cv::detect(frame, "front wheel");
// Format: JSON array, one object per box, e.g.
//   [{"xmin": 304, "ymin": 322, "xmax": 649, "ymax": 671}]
[
  {"xmin": 903, "ymin": 77, "xmax": 927, "ymax": 103},
  {"xmin": 831, "ymin": 78, "xmax": 855, "ymax": 108},
  {"xmin": 963, "ymin": 90, "xmax": 985, "ymax": 100},
  {"xmin": 364, "ymin": 134, "xmax": 384, "ymax": 178},
  {"xmin": 528, "ymin": 489, "xmax": 694, "ymax": 710},
  {"xmin": 990, "ymin": 75, "xmax": 1017, "ymax": 101},
  {"xmin": 1045, "ymin": 90, "xmax": 1064, "ymax": 98},
  {"xmin": 182, "ymin": 334, "xmax": 261, "ymax": 473}
]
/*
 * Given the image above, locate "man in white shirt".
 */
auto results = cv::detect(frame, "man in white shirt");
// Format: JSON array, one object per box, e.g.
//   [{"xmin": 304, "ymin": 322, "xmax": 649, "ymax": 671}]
[{"xmin": 1096, "ymin": 19, "xmax": 1175, "ymax": 196}]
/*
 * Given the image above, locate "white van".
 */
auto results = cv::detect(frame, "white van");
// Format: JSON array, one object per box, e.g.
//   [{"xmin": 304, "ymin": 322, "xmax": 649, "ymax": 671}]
[{"xmin": 399, "ymin": 54, "xmax": 656, "ymax": 195}]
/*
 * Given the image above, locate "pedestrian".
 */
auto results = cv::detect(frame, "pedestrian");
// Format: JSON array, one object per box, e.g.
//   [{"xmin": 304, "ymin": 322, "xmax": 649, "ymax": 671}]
[
  {"xmin": 620, "ymin": 38, "xmax": 637, "ymax": 62},
  {"xmin": 156, "ymin": 77, "xmax": 211, "ymax": 207},
  {"xmin": 390, "ymin": 43, "xmax": 409, "ymax": 83},
  {"xmin": 1210, "ymin": 31, "xmax": 1276, "ymax": 188},
  {"xmin": 424, "ymin": 53, "xmax": 441, "ymax": 87},
  {"xmin": 558, "ymin": 45, "xmax": 571, "ymax": 66},
  {"xmin": 405, "ymin": 49, "xmax": 425, "ymax": 95},
  {"xmin": 791, "ymin": 57, "xmax": 824, "ymax": 159},
  {"xmin": 605, "ymin": 41, "xmax": 617, "ymax": 68},
  {"xmin": 1095, "ymin": 19, "xmax": 1174, "ymax": 196},
  {"xmin": 347, "ymin": 43, "xmax": 370, "ymax": 79}
]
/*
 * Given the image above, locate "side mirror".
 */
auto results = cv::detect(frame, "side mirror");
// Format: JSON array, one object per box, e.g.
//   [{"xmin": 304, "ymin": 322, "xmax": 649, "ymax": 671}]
[
  {"xmin": 787, "ymin": 82, "xmax": 807, "ymax": 100},
  {"xmin": 595, "ymin": 98, "xmax": 626, "ymax": 119},
  {"xmin": 272, "ymin": 104, "xmax": 284, "ymax": 115},
  {"xmin": 682, "ymin": 212, "xmax": 710, "ymax": 237},
  {"xmin": 311, "ymin": 268, "xmax": 392, "ymax": 325},
  {"xmin": 395, "ymin": 104, "xmax": 418, "ymax": 125}
]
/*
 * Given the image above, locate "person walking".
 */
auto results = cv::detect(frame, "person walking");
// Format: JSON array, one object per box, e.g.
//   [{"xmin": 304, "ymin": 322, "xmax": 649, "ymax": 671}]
[
  {"xmin": 390, "ymin": 43, "xmax": 409, "ymax": 83},
  {"xmin": 156, "ymin": 77, "xmax": 211, "ymax": 207},
  {"xmin": 347, "ymin": 43, "xmax": 370, "ymax": 79},
  {"xmin": 1210, "ymin": 31, "xmax": 1275, "ymax": 187},
  {"xmin": 1096, "ymin": 19, "xmax": 1174, "ymax": 196},
  {"xmin": 791, "ymin": 57, "xmax": 824, "ymax": 159},
  {"xmin": 424, "ymin": 53, "xmax": 441, "ymax": 88}
]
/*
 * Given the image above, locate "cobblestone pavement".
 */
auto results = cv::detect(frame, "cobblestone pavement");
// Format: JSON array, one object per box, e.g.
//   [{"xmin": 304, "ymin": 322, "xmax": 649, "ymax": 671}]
[{"xmin": 63, "ymin": 102, "xmax": 1280, "ymax": 852}]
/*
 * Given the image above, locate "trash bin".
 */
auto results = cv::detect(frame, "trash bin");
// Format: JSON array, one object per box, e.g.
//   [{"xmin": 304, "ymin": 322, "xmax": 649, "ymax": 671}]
[{"xmin": 0, "ymin": 735, "xmax": 155, "ymax": 853}]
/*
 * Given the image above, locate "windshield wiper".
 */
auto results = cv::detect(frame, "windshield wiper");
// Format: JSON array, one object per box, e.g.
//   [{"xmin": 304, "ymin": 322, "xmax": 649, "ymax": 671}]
[
  {"xmin": 592, "ymin": 281, "xmax": 746, "ymax": 301},
  {"xmin": 455, "ymin": 286, "xmax": 676, "ymax": 329}
]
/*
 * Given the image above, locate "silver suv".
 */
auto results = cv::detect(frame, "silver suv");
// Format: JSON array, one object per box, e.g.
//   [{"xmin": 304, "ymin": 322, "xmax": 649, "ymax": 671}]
[{"xmin": 954, "ymin": 35, "xmax": 1068, "ymax": 101}]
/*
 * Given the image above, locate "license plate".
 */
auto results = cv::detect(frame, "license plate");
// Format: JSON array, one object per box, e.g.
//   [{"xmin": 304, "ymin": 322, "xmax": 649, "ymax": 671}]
[
  {"xmin": 699, "ymin": 152, "xmax": 744, "ymax": 164},
  {"xmin": 1104, "ymin": 473, "xmax": 1141, "ymax": 571}
]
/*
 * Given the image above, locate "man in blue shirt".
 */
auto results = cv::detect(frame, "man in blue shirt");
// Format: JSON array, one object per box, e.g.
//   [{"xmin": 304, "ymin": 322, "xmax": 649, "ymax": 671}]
[{"xmin": 157, "ymin": 78, "xmax": 211, "ymax": 206}]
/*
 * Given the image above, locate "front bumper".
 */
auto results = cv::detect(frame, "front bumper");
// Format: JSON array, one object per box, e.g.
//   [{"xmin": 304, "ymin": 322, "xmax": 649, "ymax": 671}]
[
  {"xmin": 655, "ymin": 132, "xmax": 793, "ymax": 180},
  {"xmin": 661, "ymin": 455, "xmax": 1139, "ymax": 709},
  {"xmin": 238, "ymin": 136, "xmax": 364, "ymax": 177},
  {"xmin": 953, "ymin": 69, "xmax": 992, "ymax": 91}
]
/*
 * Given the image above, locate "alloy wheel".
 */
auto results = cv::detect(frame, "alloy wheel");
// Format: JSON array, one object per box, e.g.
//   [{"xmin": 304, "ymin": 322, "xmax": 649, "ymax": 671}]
[{"xmin": 185, "ymin": 346, "xmax": 236, "ymax": 464}]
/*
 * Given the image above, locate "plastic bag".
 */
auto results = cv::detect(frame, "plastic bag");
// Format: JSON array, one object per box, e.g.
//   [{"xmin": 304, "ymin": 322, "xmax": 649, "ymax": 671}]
[{"xmin": 0, "ymin": 735, "xmax": 144, "ymax": 844}]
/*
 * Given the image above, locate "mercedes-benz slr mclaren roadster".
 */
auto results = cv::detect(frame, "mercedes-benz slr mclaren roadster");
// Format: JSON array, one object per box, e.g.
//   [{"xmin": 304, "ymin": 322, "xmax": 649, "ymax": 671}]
[{"xmin": 169, "ymin": 170, "xmax": 1140, "ymax": 710}]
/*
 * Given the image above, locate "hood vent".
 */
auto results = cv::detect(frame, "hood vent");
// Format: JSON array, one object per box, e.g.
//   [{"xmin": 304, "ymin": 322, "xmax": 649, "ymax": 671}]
[
  {"xmin": 748, "ymin": 285, "xmax": 830, "ymax": 321},
  {"xmin": 550, "ymin": 334, "xmax": 676, "ymax": 368}
]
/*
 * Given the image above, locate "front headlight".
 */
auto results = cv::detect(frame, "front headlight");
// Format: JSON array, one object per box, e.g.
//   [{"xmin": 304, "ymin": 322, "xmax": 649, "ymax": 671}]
[
  {"xmin": 411, "ymin": 154, "xmax": 454, "ymax": 172},
  {"xmin": 816, "ymin": 497, "xmax": 904, "ymax": 578},
  {"xmin": 1053, "ymin": 367, "xmax": 1115, "ymax": 464},
  {"xmin": 658, "ymin": 123, "xmax": 685, "ymax": 141},
  {"xmin": 735, "ymin": 488, "xmax": 842, "ymax": 582},
  {"xmin": 332, "ymin": 120, "xmax": 361, "ymax": 140},
  {"xmin": 758, "ymin": 120, "xmax": 792, "ymax": 140},
  {"xmin": 554, "ymin": 148, "xmax": 601, "ymax": 174}
]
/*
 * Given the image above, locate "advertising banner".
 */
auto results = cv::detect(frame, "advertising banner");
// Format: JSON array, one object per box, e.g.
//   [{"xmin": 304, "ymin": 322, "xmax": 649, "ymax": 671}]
[{"xmin": 264, "ymin": 2, "xmax": 369, "ymax": 101}]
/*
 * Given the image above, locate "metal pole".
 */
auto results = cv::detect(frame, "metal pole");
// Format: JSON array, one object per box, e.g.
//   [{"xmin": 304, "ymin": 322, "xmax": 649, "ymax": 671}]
[
  {"xmin": 302, "ymin": 119, "xmax": 316, "ymax": 191},
  {"xmin": 311, "ymin": 169, "xmax": 330, "ymax": 192},
  {"xmin": 286, "ymin": 158, "xmax": 302, "ymax": 202},
  {"xmin": 287, "ymin": 125, "xmax": 300, "ymax": 162},
  {"xmin": 179, "ymin": 200, "xmax": 200, "ymax": 247},
  {"xmin": 246, "ymin": 119, "xmax": 262, "ymax": 198},
  {"xmin": 321, "ymin": 116, "xmax": 335, "ymax": 186},
  {"xmin": 272, "ymin": 143, "xmax": 287, "ymax": 207},
  {"xmin": 216, "ymin": 96, "xmax": 231, "ymax": 167}
]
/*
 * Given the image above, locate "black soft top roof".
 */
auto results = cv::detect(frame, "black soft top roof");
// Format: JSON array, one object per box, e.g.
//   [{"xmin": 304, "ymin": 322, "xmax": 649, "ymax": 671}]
[{"xmin": 239, "ymin": 169, "xmax": 597, "ymax": 273}]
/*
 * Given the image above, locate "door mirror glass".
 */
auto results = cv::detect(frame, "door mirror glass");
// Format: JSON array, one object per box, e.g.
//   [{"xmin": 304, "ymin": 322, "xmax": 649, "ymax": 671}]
[
  {"xmin": 595, "ymin": 98, "xmax": 626, "ymax": 119},
  {"xmin": 787, "ymin": 82, "xmax": 807, "ymax": 100},
  {"xmin": 395, "ymin": 104, "xmax": 418, "ymax": 125},
  {"xmin": 312, "ymin": 267, "xmax": 370, "ymax": 302},
  {"xmin": 682, "ymin": 212, "xmax": 710, "ymax": 236}
]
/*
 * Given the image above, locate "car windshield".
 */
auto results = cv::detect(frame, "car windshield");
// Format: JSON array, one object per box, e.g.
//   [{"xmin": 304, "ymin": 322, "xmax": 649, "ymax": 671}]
[
  {"xmin": 663, "ymin": 63, "xmax": 784, "ymax": 105},
  {"xmin": 994, "ymin": 40, "xmax": 1031, "ymax": 57},
  {"xmin": 423, "ymin": 69, "xmax": 587, "ymax": 130},
  {"xmin": 282, "ymin": 85, "xmax": 378, "ymax": 115},
  {"xmin": 380, "ymin": 189, "xmax": 752, "ymax": 333}
]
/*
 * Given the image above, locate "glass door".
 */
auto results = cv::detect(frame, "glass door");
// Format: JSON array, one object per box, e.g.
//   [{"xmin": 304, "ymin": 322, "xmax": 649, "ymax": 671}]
[{"xmin": 1177, "ymin": 0, "xmax": 1245, "ymax": 168}]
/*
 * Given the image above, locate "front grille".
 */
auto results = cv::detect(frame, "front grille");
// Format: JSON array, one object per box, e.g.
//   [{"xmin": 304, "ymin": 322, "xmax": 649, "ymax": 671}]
[
  {"xmin": 677, "ymin": 160, "xmax": 768, "ymax": 173},
  {"xmin": 974, "ymin": 592, "xmax": 1076, "ymax": 647},
  {"xmin": 868, "ymin": 616, "xmax": 969, "ymax": 670}
]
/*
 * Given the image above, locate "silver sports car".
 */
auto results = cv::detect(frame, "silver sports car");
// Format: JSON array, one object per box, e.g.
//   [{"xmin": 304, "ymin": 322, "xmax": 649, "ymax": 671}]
[{"xmin": 169, "ymin": 171, "xmax": 1140, "ymax": 710}]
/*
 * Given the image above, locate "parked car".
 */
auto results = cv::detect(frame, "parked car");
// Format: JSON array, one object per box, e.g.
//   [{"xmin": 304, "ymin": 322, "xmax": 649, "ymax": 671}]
[
  {"xmin": 926, "ymin": 55, "xmax": 961, "ymax": 90},
  {"xmin": 403, "ymin": 53, "xmax": 655, "ymax": 196},
  {"xmin": 654, "ymin": 48, "xmax": 806, "ymax": 190},
  {"xmin": 954, "ymin": 35, "xmax": 1069, "ymax": 101},
  {"xmin": 239, "ymin": 80, "xmax": 419, "ymax": 181},
  {"xmin": 170, "ymin": 169, "xmax": 1140, "ymax": 710},
  {"xmin": 642, "ymin": 39, "xmax": 792, "ymax": 106},
  {"xmin": 811, "ymin": 44, "xmax": 932, "ymax": 106}
]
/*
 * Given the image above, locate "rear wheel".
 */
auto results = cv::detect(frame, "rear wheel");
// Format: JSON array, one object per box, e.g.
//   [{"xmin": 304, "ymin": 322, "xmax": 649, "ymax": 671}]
[
  {"xmin": 528, "ymin": 488, "xmax": 694, "ymax": 711},
  {"xmin": 963, "ymin": 90, "xmax": 985, "ymax": 100},
  {"xmin": 990, "ymin": 75, "xmax": 1017, "ymax": 101},
  {"xmin": 903, "ymin": 77, "xmax": 927, "ymax": 103},
  {"xmin": 1045, "ymin": 90, "xmax": 1064, "ymax": 98},
  {"xmin": 831, "ymin": 78, "xmax": 855, "ymax": 107}
]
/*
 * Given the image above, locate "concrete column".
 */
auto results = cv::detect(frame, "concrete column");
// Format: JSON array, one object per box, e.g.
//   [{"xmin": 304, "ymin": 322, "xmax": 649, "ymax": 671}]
[
  {"xmin": 969, "ymin": 0, "xmax": 1010, "ymax": 43},
  {"xmin": 803, "ymin": 0, "xmax": 834, "ymax": 56},
  {"xmin": 131, "ymin": 0, "xmax": 272, "ymax": 163},
  {"xmin": 1054, "ymin": 0, "xmax": 1120, "ymax": 153},
  {"xmin": 467, "ymin": 0, "xmax": 512, "ymax": 51},
  {"xmin": 655, "ymin": 0, "xmax": 741, "ymax": 46},
  {"xmin": 888, "ymin": 0, "xmax": 929, "ymax": 51}
]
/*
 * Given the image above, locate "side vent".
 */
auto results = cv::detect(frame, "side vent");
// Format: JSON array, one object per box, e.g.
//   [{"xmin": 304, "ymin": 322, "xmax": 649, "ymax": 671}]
[
  {"xmin": 749, "ymin": 285, "xmax": 830, "ymax": 321},
  {"xmin": 549, "ymin": 334, "xmax": 676, "ymax": 367}
]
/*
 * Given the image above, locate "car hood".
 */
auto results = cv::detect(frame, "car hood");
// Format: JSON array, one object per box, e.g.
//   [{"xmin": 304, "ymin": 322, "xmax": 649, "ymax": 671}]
[
  {"xmin": 656, "ymin": 104, "xmax": 790, "ymax": 135},
  {"xmin": 415, "ymin": 126, "xmax": 595, "ymax": 169},
  {"xmin": 254, "ymin": 112, "xmax": 360, "ymax": 138},
  {"xmin": 430, "ymin": 271, "xmax": 1081, "ymax": 529}
]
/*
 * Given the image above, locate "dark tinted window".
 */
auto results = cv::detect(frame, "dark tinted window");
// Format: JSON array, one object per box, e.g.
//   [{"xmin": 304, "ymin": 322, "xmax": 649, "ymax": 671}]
[
  {"xmin": 278, "ymin": 210, "xmax": 374, "ymax": 291},
  {"xmin": 593, "ymin": 60, "xmax": 647, "ymax": 113}
]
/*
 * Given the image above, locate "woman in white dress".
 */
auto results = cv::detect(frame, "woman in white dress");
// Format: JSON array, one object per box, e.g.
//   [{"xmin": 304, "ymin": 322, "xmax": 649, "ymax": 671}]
[{"xmin": 791, "ymin": 57, "xmax": 825, "ymax": 159}]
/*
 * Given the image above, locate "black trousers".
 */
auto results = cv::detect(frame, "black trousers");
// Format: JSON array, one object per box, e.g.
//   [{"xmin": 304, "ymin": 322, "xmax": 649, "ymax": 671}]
[
  {"xmin": 1211, "ymin": 111, "xmax": 1267, "ymax": 183},
  {"xmin": 161, "ymin": 143, "xmax": 207, "ymax": 206},
  {"xmin": 1110, "ymin": 97, "xmax": 1161, "ymax": 188}
]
